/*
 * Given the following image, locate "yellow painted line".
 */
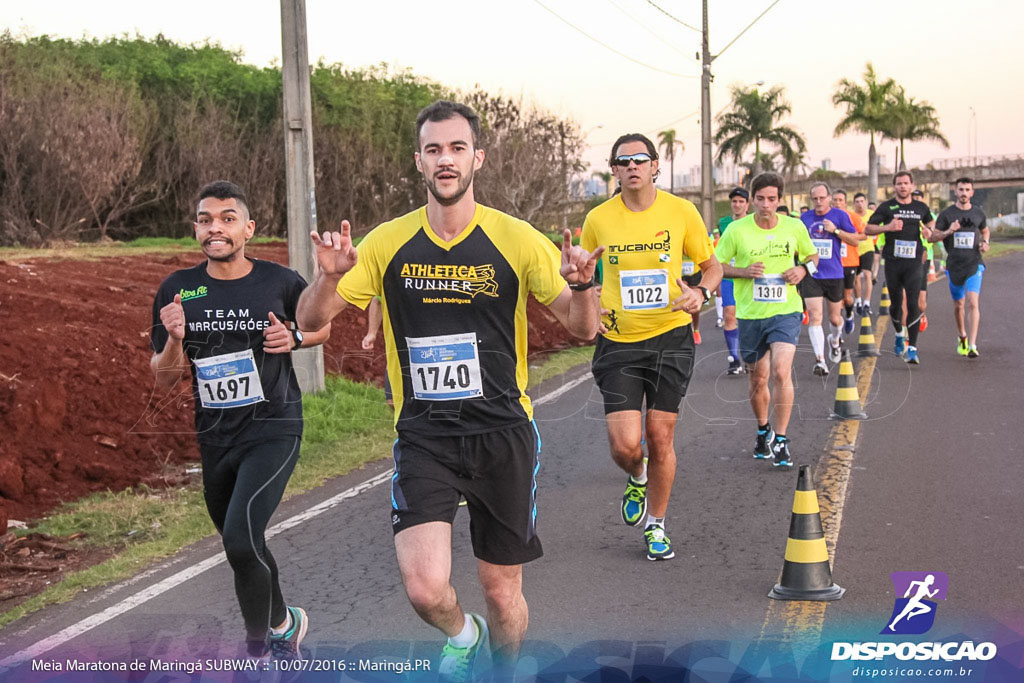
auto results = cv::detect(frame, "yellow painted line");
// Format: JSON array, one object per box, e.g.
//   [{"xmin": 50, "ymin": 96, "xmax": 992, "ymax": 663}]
[
  {"xmin": 759, "ymin": 314, "xmax": 888, "ymax": 651},
  {"xmin": 784, "ymin": 538, "xmax": 830, "ymax": 563},
  {"xmin": 792, "ymin": 490, "xmax": 819, "ymax": 514}
]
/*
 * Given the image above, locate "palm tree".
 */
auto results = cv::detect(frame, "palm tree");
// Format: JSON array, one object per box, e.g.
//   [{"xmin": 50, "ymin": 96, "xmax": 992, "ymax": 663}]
[
  {"xmin": 592, "ymin": 170, "xmax": 613, "ymax": 197},
  {"xmin": 832, "ymin": 63, "xmax": 898, "ymax": 202},
  {"xmin": 714, "ymin": 85, "xmax": 805, "ymax": 179},
  {"xmin": 657, "ymin": 129, "xmax": 683, "ymax": 194},
  {"xmin": 880, "ymin": 89, "xmax": 949, "ymax": 170}
]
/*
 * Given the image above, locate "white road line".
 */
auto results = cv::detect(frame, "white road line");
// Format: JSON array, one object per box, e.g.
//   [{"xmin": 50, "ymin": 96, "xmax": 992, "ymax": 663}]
[{"xmin": 0, "ymin": 374, "xmax": 590, "ymax": 669}]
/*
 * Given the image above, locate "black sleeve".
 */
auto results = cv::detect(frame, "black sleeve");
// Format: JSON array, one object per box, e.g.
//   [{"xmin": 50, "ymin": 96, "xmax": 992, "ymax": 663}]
[
  {"xmin": 150, "ymin": 280, "xmax": 172, "ymax": 354},
  {"xmin": 978, "ymin": 211, "xmax": 987, "ymax": 231},
  {"xmin": 284, "ymin": 269, "xmax": 309, "ymax": 327},
  {"xmin": 867, "ymin": 205, "xmax": 888, "ymax": 225},
  {"xmin": 935, "ymin": 209, "xmax": 950, "ymax": 232}
]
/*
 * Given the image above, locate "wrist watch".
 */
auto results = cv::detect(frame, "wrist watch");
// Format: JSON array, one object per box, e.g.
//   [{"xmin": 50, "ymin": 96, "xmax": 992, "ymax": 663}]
[
  {"xmin": 803, "ymin": 261, "xmax": 818, "ymax": 276},
  {"xmin": 568, "ymin": 278, "xmax": 595, "ymax": 291},
  {"xmin": 698, "ymin": 286, "xmax": 711, "ymax": 304},
  {"xmin": 291, "ymin": 329, "xmax": 304, "ymax": 349}
]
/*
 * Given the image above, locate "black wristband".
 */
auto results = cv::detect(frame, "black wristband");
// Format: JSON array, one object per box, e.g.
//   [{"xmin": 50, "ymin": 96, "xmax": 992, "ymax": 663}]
[{"xmin": 568, "ymin": 278, "xmax": 595, "ymax": 291}]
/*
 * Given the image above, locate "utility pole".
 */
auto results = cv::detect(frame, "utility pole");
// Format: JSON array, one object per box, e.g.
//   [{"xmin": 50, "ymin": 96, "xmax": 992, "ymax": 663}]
[
  {"xmin": 700, "ymin": 0, "xmax": 714, "ymax": 227},
  {"xmin": 281, "ymin": 0, "xmax": 325, "ymax": 393},
  {"xmin": 559, "ymin": 122, "xmax": 569, "ymax": 231}
]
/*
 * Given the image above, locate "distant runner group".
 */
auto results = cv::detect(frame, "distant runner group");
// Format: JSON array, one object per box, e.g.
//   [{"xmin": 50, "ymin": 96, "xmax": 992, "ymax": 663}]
[{"xmin": 149, "ymin": 99, "xmax": 991, "ymax": 681}]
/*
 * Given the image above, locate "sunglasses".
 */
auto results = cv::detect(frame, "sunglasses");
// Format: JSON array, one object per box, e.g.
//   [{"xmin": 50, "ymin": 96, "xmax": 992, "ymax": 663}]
[{"xmin": 612, "ymin": 153, "xmax": 653, "ymax": 167}]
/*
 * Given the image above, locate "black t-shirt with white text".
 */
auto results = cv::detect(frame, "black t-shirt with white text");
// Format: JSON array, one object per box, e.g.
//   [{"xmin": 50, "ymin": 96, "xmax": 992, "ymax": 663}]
[
  {"xmin": 150, "ymin": 259, "xmax": 307, "ymax": 446},
  {"xmin": 868, "ymin": 199, "xmax": 934, "ymax": 262},
  {"xmin": 935, "ymin": 205, "xmax": 987, "ymax": 286}
]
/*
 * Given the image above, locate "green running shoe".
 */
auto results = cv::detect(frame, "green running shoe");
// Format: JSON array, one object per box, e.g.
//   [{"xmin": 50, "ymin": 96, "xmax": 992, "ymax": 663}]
[
  {"xmin": 644, "ymin": 525, "xmax": 675, "ymax": 561},
  {"xmin": 438, "ymin": 613, "xmax": 488, "ymax": 683},
  {"xmin": 269, "ymin": 606, "xmax": 308, "ymax": 661},
  {"xmin": 957, "ymin": 337, "xmax": 968, "ymax": 356},
  {"xmin": 621, "ymin": 477, "xmax": 648, "ymax": 527}
]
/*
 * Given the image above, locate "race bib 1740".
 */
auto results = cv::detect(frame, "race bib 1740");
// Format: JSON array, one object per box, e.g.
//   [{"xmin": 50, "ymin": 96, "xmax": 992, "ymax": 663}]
[
  {"xmin": 193, "ymin": 349, "xmax": 266, "ymax": 409},
  {"xmin": 894, "ymin": 240, "xmax": 918, "ymax": 258},
  {"xmin": 406, "ymin": 333, "xmax": 484, "ymax": 401},
  {"xmin": 619, "ymin": 269, "xmax": 669, "ymax": 310},
  {"xmin": 753, "ymin": 276, "xmax": 788, "ymax": 303}
]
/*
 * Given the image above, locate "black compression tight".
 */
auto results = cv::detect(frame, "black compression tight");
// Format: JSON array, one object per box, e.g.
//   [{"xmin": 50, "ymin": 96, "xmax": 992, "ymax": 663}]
[
  {"xmin": 884, "ymin": 259, "xmax": 924, "ymax": 346},
  {"xmin": 200, "ymin": 435, "xmax": 300, "ymax": 643}
]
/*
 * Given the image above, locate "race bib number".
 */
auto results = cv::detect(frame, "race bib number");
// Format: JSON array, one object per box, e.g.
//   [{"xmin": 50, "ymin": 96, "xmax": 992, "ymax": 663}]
[
  {"xmin": 953, "ymin": 232, "xmax": 975, "ymax": 249},
  {"xmin": 619, "ymin": 269, "xmax": 669, "ymax": 310},
  {"xmin": 681, "ymin": 261, "xmax": 696, "ymax": 276},
  {"xmin": 406, "ymin": 333, "xmax": 483, "ymax": 401},
  {"xmin": 753, "ymin": 276, "xmax": 787, "ymax": 303},
  {"xmin": 812, "ymin": 239, "xmax": 833, "ymax": 260},
  {"xmin": 840, "ymin": 243, "xmax": 848, "ymax": 259},
  {"xmin": 894, "ymin": 240, "xmax": 918, "ymax": 258},
  {"xmin": 194, "ymin": 349, "xmax": 265, "ymax": 409}
]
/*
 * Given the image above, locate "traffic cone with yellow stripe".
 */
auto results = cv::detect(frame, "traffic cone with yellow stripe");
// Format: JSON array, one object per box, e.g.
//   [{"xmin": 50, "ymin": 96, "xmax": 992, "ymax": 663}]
[
  {"xmin": 856, "ymin": 316, "xmax": 880, "ymax": 357},
  {"xmin": 927, "ymin": 261, "xmax": 937, "ymax": 283},
  {"xmin": 769, "ymin": 466, "xmax": 845, "ymax": 601},
  {"xmin": 879, "ymin": 286, "xmax": 891, "ymax": 313},
  {"xmin": 830, "ymin": 350, "xmax": 867, "ymax": 420}
]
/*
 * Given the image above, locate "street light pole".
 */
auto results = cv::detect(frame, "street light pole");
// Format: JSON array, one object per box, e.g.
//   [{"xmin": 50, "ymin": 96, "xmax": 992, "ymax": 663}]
[
  {"xmin": 280, "ymin": 0, "xmax": 325, "ymax": 393},
  {"xmin": 700, "ymin": 0, "xmax": 714, "ymax": 226}
]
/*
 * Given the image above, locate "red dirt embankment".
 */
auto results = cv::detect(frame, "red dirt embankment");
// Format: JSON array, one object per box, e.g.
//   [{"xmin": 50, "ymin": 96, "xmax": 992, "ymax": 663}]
[{"xmin": 0, "ymin": 244, "xmax": 583, "ymax": 524}]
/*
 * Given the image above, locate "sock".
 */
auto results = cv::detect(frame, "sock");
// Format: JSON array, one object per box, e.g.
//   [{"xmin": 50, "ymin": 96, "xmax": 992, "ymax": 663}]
[
  {"xmin": 774, "ymin": 434, "xmax": 787, "ymax": 442},
  {"xmin": 448, "ymin": 614, "xmax": 479, "ymax": 648},
  {"xmin": 715, "ymin": 296, "xmax": 723, "ymax": 319},
  {"xmin": 829, "ymin": 322, "xmax": 842, "ymax": 343},
  {"xmin": 645, "ymin": 515, "xmax": 665, "ymax": 529},
  {"xmin": 893, "ymin": 322, "xmax": 904, "ymax": 337},
  {"xmin": 844, "ymin": 303, "xmax": 854, "ymax": 318},
  {"xmin": 724, "ymin": 327, "xmax": 740, "ymax": 362},
  {"xmin": 758, "ymin": 422, "xmax": 771, "ymax": 434},
  {"xmin": 631, "ymin": 459, "xmax": 648, "ymax": 485},
  {"xmin": 270, "ymin": 611, "xmax": 292, "ymax": 636},
  {"xmin": 809, "ymin": 325, "xmax": 825, "ymax": 359},
  {"xmin": 855, "ymin": 297, "xmax": 862, "ymax": 309}
]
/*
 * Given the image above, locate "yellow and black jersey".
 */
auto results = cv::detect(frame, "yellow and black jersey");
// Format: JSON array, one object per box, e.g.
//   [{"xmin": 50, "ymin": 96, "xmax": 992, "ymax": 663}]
[
  {"xmin": 337, "ymin": 204, "xmax": 566, "ymax": 435},
  {"xmin": 581, "ymin": 190, "xmax": 712, "ymax": 343}
]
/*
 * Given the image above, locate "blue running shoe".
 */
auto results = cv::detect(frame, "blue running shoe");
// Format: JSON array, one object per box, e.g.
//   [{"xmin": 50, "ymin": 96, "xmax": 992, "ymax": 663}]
[
  {"xmin": 644, "ymin": 525, "xmax": 675, "ymax": 561},
  {"xmin": 905, "ymin": 346, "xmax": 919, "ymax": 365},
  {"xmin": 894, "ymin": 332, "xmax": 906, "ymax": 357},
  {"xmin": 753, "ymin": 426, "xmax": 776, "ymax": 459},
  {"xmin": 621, "ymin": 477, "xmax": 648, "ymax": 526},
  {"xmin": 771, "ymin": 437, "xmax": 794, "ymax": 468},
  {"xmin": 439, "ymin": 614, "xmax": 488, "ymax": 683},
  {"xmin": 269, "ymin": 606, "xmax": 308, "ymax": 661},
  {"xmin": 843, "ymin": 312, "xmax": 855, "ymax": 335}
]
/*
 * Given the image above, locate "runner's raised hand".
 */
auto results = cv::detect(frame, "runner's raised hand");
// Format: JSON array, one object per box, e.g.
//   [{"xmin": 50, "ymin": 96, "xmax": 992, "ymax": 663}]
[{"xmin": 311, "ymin": 220, "xmax": 358, "ymax": 278}]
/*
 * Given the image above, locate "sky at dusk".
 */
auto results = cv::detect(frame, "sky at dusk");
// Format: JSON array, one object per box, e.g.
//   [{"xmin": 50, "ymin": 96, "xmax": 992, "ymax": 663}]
[{"xmin": 4, "ymin": 0, "xmax": 1021, "ymax": 184}]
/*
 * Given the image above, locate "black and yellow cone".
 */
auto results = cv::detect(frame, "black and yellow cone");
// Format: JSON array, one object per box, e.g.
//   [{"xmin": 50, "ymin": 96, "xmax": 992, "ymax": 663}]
[
  {"xmin": 769, "ymin": 466, "xmax": 846, "ymax": 601},
  {"xmin": 879, "ymin": 286, "xmax": 891, "ymax": 312},
  {"xmin": 856, "ymin": 316, "xmax": 881, "ymax": 357},
  {"xmin": 830, "ymin": 350, "xmax": 867, "ymax": 420}
]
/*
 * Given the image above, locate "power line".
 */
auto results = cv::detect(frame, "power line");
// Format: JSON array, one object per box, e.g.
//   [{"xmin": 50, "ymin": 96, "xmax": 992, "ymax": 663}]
[
  {"xmin": 644, "ymin": 0, "xmax": 701, "ymax": 33},
  {"xmin": 589, "ymin": 109, "xmax": 700, "ymax": 148},
  {"xmin": 533, "ymin": 0, "xmax": 698, "ymax": 79},
  {"xmin": 605, "ymin": 0, "xmax": 695, "ymax": 60}
]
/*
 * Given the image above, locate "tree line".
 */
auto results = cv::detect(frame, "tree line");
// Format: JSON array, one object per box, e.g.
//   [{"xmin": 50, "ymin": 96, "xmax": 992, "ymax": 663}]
[{"xmin": 0, "ymin": 34, "xmax": 583, "ymax": 246}]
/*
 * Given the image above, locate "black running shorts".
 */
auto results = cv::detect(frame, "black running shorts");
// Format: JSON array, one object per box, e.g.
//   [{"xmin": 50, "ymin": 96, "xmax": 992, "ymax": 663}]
[
  {"xmin": 800, "ymin": 276, "xmax": 844, "ymax": 303},
  {"xmin": 591, "ymin": 325, "xmax": 695, "ymax": 415},
  {"xmin": 858, "ymin": 251, "xmax": 875, "ymax": 272},
  {"xmin": 390, "ymin": 421, "xmax": 542, "ymax": 565},
  {"xmin": 843, "ymin": 266, "xmax": 857, "ymax": 290}
]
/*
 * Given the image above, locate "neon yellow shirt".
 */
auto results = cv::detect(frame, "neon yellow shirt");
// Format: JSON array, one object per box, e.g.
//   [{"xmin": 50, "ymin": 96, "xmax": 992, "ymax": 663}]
[
  {"xmin": 581, "ymin": 190, "xmax": 712, "ymax": 342},
  {"xmin": 714, "ymin": 214, "xmax": 817, "ymax": 320}
]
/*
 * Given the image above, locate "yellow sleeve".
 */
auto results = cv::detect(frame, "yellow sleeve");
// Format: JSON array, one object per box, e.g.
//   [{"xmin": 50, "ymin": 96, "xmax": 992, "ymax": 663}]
[
  {"xmin": 336, "ymin": 230, "xmax": 384, "ymax": 310},
  {"xmin": 681, "ymin": 202, "xmax": 713, "ymax": 263},
  {"xmin": 795, "ymin": 225, "xmax": 817, "ymax": 262},
  {"xmin": 525, "ymin": 226, "xmax": 566, "ymax": 306}
]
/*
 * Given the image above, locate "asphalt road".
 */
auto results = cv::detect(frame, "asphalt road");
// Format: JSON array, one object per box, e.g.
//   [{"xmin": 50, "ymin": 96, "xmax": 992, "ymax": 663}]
[{"xmin": 2, "ymin": 251, "xmax": 1022, "ymax": 681}]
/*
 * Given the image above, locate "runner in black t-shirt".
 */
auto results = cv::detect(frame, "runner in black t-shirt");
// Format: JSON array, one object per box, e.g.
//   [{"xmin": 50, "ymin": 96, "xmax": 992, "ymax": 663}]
[
  {"xmin": 150, "ymin": 181, "xmax": 331, "ymax": 661},
  {"xmin": 866, "ymin": 171, "xmax": 935, "ymax": 364},
  {"xmin": 929, "ymin": 176, "xmax": 990, "ymax": 358}
]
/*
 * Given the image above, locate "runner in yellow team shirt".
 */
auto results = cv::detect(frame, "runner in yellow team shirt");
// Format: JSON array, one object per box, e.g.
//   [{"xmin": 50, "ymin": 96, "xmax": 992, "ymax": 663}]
[
  {"xmin": 715, "ymin": 172, "xmax": 818, "ymax": 468},
  {"xmin": 581, "ymin": 133, "xmax": 722, "ymax": 561}
]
